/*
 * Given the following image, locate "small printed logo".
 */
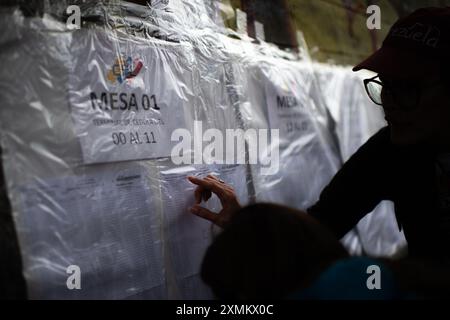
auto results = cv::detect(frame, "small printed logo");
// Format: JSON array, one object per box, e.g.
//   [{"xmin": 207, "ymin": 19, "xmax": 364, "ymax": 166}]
[{"xmin": 107, "ymin": 56, "xmax": 144, "ymax": 85}]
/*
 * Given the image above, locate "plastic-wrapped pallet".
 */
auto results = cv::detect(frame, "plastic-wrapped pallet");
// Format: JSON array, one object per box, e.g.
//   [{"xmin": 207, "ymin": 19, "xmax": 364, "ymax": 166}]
[{"xmin": 313, "ymin": 64, "xmax": 407, "ymax": 257}]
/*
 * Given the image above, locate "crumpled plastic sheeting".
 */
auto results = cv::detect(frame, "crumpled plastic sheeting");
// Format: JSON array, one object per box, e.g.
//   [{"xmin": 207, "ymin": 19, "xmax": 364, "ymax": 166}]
[
  {"xmin": 0, "ymin": 3, "xmax": 251, "ymax": 300},
  {"xmin": 0, "ymin": 1, "xmax": 406, "ymax": 300},
  {"xmin": 159, "ymin": 164, "xmax": 249, "ymax": 300},
  {"xmin": 0, "ymin": 10, "xmax": 182, "ymax": 299},
  {"xmin": 313, "ymin": 64, "xmax": 407, "ymax": 258},
  {"xmin": 212, "ymin": 35, "xmax": 342, "ymax": 211},
  {"xmin": 0, "ymin": 6, "xmax": 201, "ymax": 299}
]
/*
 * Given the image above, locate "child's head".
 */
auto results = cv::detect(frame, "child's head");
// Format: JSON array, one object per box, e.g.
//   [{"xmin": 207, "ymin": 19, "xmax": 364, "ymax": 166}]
[{"xmin": 201, "ymin": 203, "xmax": 349, "ymax": 299}]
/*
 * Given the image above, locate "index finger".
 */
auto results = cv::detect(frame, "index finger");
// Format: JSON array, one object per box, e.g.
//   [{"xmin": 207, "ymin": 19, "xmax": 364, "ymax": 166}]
[{"xmin": 188, "ymin": 176, "xmax": 228, "ymax": 199}]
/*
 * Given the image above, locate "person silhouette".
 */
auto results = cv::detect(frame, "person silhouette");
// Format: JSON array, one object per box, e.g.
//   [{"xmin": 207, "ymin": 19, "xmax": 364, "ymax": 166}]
[
  {"xmin": 189, "ymin": 7, "xmax": 450, "ymax": 273},
  {"xmin": 200, "ymin": 203, "xmax": 402, "ymax": 300}
]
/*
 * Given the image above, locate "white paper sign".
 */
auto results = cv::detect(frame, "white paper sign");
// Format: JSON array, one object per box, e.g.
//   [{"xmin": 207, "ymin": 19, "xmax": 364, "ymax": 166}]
[
  {"xmin": 69, "ymin": 30, "xmax": 189, "ymax": 164},
  {"xmin": 263, "ymin": 70, "xmax": 313, "ymax": 147}
]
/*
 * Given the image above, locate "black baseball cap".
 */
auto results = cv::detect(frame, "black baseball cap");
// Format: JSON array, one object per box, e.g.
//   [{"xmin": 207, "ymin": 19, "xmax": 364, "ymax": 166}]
[{"xmin": 353, "ymin": 7, "xmax": 450, "ymax": 78}]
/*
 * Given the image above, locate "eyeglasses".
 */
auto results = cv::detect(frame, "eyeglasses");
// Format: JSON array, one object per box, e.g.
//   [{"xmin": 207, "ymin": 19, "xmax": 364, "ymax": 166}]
[
  {"xmin": 364, "ymin": 75, "xmax": 422, "ymax": 111},
  {"xmin": 363, "ymin": 75, "xmax": 444, "ymax": 111},
  {"xmin": 363, "ymin": 76, "xmax": 383, "ymax": 105}
]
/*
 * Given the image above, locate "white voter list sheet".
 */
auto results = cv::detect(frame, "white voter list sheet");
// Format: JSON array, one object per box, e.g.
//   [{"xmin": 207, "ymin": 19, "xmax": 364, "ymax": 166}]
[
  {"xmin": 16, "ymin": 164, "xmax": 164, "ymax": 299},
  {"xmin": 160, "ymin": 164, "xmax": 248, "ymax": 299}
]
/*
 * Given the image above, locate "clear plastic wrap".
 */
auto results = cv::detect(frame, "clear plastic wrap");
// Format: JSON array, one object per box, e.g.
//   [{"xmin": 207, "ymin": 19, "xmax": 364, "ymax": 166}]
[
  {"xmin": 216, "ymin": 36, "xmax": 342, "ymax": 211},
  {"xmin": 0, "ymin": 6, "xmax": 193, "ymax": 299},
  {"xmin": 0, "ymin": 3, "xmax": 250, "ymax": 299},
  {"xmin": 0, "ymin": 1, "xmax": 406, "ymax": 300}
]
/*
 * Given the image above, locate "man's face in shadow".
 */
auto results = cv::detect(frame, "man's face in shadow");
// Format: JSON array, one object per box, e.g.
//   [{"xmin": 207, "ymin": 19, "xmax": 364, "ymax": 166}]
[{"xmin": 380, "ymin": 69, "xmax": 450, "ymax": 147}]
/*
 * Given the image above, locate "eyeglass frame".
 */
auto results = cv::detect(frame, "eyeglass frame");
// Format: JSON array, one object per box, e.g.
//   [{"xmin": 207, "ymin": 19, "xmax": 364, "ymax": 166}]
[{"xmin": 363, "ymin": 75, "xmax": 444, "ymax": 111}]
